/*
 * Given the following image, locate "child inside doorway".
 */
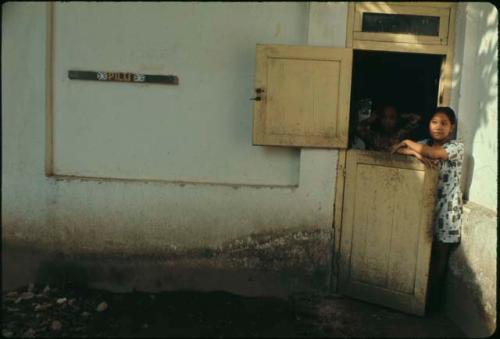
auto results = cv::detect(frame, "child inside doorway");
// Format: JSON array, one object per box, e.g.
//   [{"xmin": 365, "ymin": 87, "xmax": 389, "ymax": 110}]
[
  {"xmin": 356, "ymin": 102, "xmax": 421, "ymax": 151},
  {"xmin": 391, "ymin": 107, "xmax": 464, "ymax": 312}
]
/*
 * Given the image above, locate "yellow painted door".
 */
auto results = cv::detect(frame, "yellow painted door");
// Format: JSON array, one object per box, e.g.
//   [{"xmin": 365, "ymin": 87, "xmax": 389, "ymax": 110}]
[
  {"xmin": 338, "ymin": 150, "xmax": 438, "ymax": 316},
  {"xmin": 252, "ymin": 44, "xmax": 352, "ymax": 148}
]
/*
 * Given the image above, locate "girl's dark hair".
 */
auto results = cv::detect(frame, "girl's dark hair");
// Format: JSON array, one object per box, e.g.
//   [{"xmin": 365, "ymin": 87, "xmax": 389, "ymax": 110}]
[{"xmin": 432, "ymin": 106, "xmax": 457, "ymax": 125}]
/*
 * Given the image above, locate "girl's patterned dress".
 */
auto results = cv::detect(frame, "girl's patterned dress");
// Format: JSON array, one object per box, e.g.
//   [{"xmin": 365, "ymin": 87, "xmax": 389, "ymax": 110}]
[{"xmin": 418, "ymin": 139, "xmax": 465, "ymax": 243}]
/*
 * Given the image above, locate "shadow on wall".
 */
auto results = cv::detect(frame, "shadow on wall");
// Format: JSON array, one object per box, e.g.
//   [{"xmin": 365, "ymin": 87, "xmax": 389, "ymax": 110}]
[
  {"xmin": 453, "ymin": 3, "xmax": 498, "ymax": 202},
  {"xmin": 445, "ymin": 204, "xmax": 497, "ymax": 336},
  {"xmin": 446, "ymin": 246, "xmax": 491, "ymax": 335},
  {"xmin": 444, "ymin": 3, "xmax": 498, "ymax": 336},
  {"xmin": 463, "ymin": 155, "xmax": 474, "ymax": 201}
]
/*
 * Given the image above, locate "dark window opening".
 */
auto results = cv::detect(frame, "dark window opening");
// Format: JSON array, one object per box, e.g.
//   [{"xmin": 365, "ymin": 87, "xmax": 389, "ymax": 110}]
[
  {"xmin": 362, "ymin": 13, "xmax": 440, "ymax": 37},
  {"xmin": 348, "ymin": 50, "xmax": 444, "ymax": 150}
]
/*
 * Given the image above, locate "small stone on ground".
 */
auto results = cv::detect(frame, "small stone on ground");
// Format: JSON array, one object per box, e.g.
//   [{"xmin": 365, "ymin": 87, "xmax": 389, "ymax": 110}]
[{"xmin": 96, "ymin": 302, "xmax": 108, "ymax": 312}]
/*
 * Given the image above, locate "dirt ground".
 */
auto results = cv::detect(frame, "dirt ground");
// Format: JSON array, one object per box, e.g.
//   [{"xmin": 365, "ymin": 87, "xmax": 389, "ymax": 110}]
[{"xmin": 2, "ymin": 283, "xmax": 465, "ymax": 338}]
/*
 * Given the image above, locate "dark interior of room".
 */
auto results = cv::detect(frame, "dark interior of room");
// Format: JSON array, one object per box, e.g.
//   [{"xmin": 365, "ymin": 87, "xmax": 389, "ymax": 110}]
[{"xmin": 349, "ymin": 50, "xmax": 444, "ymax": 148}]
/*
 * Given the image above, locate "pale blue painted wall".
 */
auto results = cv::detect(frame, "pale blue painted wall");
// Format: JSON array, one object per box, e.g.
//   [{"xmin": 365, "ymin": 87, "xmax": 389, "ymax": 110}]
[
  {"xmin": 2, "ymin": 2, "xmax": 340, "ymax": 254},
  {"xmin": 52, "ymin": 3, "xmax": 311, "ymax": 186}
]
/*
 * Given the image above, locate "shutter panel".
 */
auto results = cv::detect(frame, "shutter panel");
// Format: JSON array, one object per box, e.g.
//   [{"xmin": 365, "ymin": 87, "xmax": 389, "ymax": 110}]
[{"xmin": 253, "ymin": 44, "xmax": 352, "ymax": 148}]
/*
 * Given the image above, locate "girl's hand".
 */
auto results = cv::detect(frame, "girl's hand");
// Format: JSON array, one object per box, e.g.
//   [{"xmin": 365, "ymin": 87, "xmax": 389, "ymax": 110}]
[
  {"xmin": 413, "ymin": 152, "xmax": 437, "ymax": 168},
  {"xmin": 390, "ymin": 140, "xmax": 408, "ymax": 154}
]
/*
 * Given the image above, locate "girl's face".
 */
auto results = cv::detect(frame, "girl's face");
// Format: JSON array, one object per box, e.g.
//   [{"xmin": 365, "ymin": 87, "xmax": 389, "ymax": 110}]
[{"xmin": 429, "ymin": 112, "xmax": 454, "ymax": 142}]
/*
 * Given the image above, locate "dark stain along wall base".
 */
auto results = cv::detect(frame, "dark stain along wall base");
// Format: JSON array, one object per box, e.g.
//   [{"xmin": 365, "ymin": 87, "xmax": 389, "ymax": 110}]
[{"xmin": 3, "ymin": 227, "xmax": 333, "ymax": 298}]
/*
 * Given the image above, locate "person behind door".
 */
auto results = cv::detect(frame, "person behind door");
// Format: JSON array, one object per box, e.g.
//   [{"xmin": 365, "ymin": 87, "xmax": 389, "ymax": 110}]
[
  {"xmin": 356, "ymin": 103, "xmax": 420, "ymax": 151},
  {"xmin": 390, "ymin": 107, "xmax": 464, "ymax": 312}
]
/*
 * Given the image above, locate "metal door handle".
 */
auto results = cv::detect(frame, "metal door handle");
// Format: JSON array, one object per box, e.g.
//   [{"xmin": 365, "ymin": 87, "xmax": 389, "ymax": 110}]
[{"xmin": 251, "ymin": 88, "xmax": 264, "ymax": 100}]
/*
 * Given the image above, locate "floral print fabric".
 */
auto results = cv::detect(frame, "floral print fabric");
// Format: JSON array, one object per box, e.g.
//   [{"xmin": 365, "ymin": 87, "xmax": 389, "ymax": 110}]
[{"xmin": 418, "ymin": 139, "xmax": 464, "ymax": 243}]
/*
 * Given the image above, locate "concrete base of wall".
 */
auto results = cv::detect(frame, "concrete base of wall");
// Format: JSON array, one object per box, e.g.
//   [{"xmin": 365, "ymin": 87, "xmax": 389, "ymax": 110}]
[
  {"xmin": 444, "ymin": 202, "xmax": 497, "ymax": 337},
  {"xmin": 445, "ymin": 277, "xmax": 494, "ymax": 337},
  {"xmin": 2, "ymin": 227, "xmax": 333, "ymax": 299}
]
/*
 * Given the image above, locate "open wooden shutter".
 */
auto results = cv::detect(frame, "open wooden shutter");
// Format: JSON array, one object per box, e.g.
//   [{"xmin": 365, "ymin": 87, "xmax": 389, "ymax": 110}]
[
  {"xmin": 338, "ymin": 150, "xmax": 438, "ymax": 316},
  {"xmin": 252, "ymin": 44, "xmax": 352, "ymax": 148}
]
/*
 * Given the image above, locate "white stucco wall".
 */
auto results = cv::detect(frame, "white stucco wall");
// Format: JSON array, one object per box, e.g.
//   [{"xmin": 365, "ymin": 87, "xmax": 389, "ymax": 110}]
[
  {"xmin": 2, "ymin": 2, "xmax": 345, "ymax": 254},
  {"xmin": 447, "ymin": 3, "xmax": 497, "ymax": 336},
  {"xmin": 52, "ymin": 2, "xmax": 307, "ymax": 186},
  {"xmin": 451, "ymin": 2, "xmax": 498, "ymax": 212}
]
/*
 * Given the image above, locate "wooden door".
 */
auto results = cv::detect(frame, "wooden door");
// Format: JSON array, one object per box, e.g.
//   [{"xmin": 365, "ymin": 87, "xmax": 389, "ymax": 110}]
[
  {"xmin": 252, "ymin": 44, "xmax": 352, "ymax": 148},
  {"xmin": 338, "ymin": 150, "xmax": 438, "ymax": 316}
]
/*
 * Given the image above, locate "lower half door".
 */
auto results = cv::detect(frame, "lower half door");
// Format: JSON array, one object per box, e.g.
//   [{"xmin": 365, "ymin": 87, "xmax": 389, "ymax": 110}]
[{"xmin": 338, "ymin": 150, "xmax": 438, "ymax": 316}]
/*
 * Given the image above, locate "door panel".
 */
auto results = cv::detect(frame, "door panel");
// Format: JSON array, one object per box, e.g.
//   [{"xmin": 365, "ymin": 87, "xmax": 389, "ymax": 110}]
[
  {"xmin": 266, "ymin": 58, "xmax": 340, "ymax": 138},
  {"xmin": 339, "ymin": 150, "xmax": 438, "ymax": 316},
  {"xmin": 253, "ymin": 44, "xmax": 352, "ymax": 148}
]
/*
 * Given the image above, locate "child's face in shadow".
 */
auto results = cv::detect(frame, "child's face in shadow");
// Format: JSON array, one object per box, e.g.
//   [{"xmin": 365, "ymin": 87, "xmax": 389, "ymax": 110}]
[
  {"xmin": 380, "ymin": 106, "xmax": 398, "ymax": 133},
  {"xmin": 429, "ymin": 112, "xmax": 454, "ymax": 142}
]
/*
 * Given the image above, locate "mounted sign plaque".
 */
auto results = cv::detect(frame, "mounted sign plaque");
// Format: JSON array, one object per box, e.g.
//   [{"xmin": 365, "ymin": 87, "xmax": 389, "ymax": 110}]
[{"xmin": 68, "ymin": 70, "xmax": 179, "ymax": 85}]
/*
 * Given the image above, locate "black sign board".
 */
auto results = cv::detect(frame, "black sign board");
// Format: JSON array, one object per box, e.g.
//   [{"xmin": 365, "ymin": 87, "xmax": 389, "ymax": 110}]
[{"xmin": 68, "ymin": 70, "xmax": 179, "ymax": 85}]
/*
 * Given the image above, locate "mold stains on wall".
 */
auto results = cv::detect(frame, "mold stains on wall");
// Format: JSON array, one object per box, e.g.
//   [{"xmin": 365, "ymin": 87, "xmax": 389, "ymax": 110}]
[
  {"xmin": 4, "ymin": 228, "xmax": 333, "ymax": 297},
  {"xmin": 50, "ymin": 175, "xmax": 299, "ymax": 190}
]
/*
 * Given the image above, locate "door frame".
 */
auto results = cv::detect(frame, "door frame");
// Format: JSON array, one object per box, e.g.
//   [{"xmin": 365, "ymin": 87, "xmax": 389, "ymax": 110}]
[{"xmin": 331, "ymin": 2, "xmax": 456, "ymax": 293}]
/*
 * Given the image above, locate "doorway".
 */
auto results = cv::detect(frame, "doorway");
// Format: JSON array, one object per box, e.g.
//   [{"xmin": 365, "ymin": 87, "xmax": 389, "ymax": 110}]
[
  {"xmin": 348, "ymin": 50, "xmax": 444, "ymax": 148},
  {"xmin": 335, "ymin": 49, "xmax": 446, "ymax": 316}
]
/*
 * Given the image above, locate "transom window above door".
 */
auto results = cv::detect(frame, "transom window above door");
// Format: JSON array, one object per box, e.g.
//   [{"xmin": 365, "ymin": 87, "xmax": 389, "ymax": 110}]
[
  {"xmin": 361, "ymin": 12, "xmax": 441, "ymax": 36},
  {"xmin": 352, "ymin": 2, "xmax": 454, "ymax": 46}
]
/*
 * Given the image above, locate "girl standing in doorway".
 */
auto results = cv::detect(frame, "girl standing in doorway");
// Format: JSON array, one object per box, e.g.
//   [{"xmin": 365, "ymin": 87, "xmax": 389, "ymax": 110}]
[{"xmin": 390, "ymin": 107, "xmax": 464, "ymax": 312}]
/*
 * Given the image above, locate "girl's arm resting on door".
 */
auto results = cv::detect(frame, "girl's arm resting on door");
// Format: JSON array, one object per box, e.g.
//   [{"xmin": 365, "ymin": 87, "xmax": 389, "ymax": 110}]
[
  {"xmin": 391, "ymin": 139, "xmax": 449, "ymax": 160},
  {"xmin": 396, "ymin": 147, "xmax": 437, "ymax": 168}
]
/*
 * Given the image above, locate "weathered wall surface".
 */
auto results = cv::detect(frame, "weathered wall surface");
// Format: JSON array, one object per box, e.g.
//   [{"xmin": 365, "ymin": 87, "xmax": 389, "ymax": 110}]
[
  {"xmin": 51, "ymin": 2, "xmax": 305, "ymax": 186},
  {"xmin": 452, "ymin": 2, "xmax": 498, "ymax": 211},
  {"xmin": 445, "ymin": 202, "xmax": 497, "ymax": 337},
  {"xmin": 447, "ymin": 2, "xmax": 497, "ymax": 337},
  {"xmin": 2, "ymin": 2, "xmax": 343, "ymax": 295}
]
